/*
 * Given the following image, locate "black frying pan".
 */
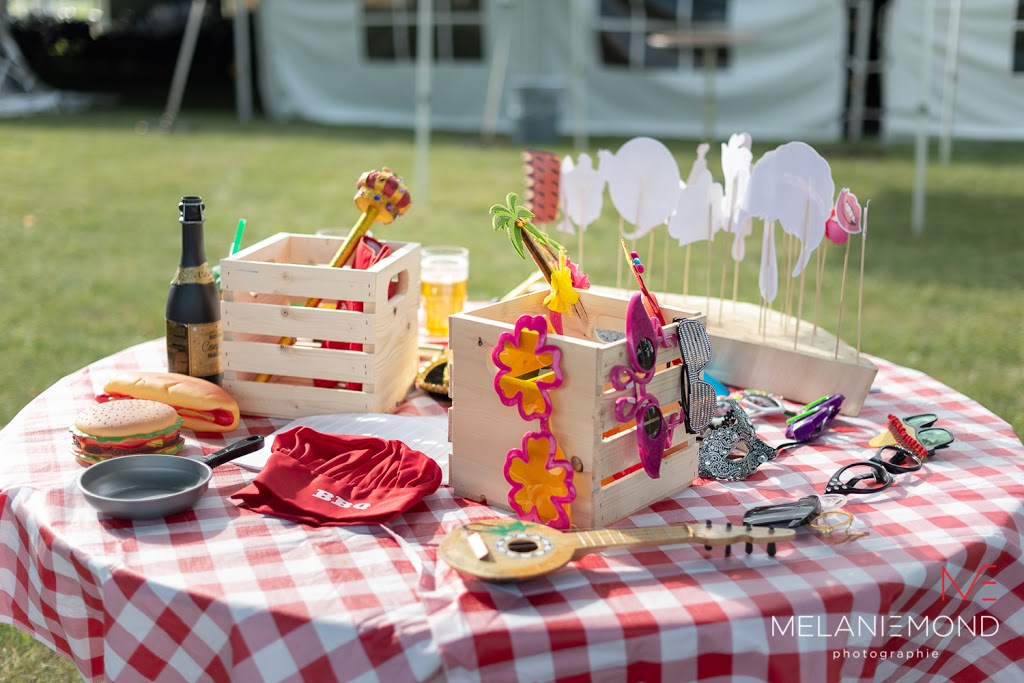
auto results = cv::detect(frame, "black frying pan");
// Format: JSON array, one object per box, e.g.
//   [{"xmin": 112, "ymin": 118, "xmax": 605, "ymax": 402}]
[{"xmin": 78, "ymin": 435, "xmax": 264, "ymax": 519}]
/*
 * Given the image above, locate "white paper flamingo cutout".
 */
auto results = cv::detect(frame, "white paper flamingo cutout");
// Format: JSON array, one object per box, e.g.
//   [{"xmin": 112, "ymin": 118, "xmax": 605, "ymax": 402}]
[
  {"xmin": 556, "ymin": 152, "xmax": 606, "ymax": 268},
  {"xmin": 600, "ymin": 137, "xmax": 681, "ymax": 240},
  {"xmin": 556, "ymin": 155, "xmax": 576, "ymax": 236},
  {"xmin": 556, "ymin": 153, "xmax": 605, "ymax": 235},
  {"xmin": 741, "ymin": 141, "xmax": 833, "ymax": 278},
  {"xmin": 667, "ymin": 144, "xmax": 724, "ymax": 247},
  {"xmin": 721, "ymin": 133, "xmax": 754, "ymax": 262}
]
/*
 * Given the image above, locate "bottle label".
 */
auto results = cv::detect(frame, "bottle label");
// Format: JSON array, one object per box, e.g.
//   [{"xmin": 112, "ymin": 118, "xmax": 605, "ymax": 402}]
[
  {"xmin": 166, "ymin": 320, "xmax": 222, "ymax": 377},
  {"xmin": 171, "ymin": 264, "xmax": 215, "ymax": 285}
]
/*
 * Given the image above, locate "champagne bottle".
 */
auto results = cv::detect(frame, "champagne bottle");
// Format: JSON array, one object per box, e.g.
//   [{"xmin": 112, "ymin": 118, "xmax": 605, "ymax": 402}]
[{"xmin": 166, "ymin": 195, "xmax": 223, "ymax": 384}]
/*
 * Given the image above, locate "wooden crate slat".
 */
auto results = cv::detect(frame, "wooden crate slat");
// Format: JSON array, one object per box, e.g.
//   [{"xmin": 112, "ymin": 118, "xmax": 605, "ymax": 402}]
[
  {"xmin": 220, "ymin": 259, "xmax": 378, "ymax": 302},
  {"xmin": 222, "ymin": 300, "xmax": 376, "ymax": 344},
  {"xmin": 222, "ymin": 340, "xmax": 374, "ymax": 383},
  {"xmin": 593, "ymin": 421, "xmax": 695, "ymax": 484},
  {"xmin": 224, "ymin": 378, "xmax": 373, "ymax": 418},
  {"xmin": 590, "ymin": 445, "xmax": 700, "ymax": 528}
]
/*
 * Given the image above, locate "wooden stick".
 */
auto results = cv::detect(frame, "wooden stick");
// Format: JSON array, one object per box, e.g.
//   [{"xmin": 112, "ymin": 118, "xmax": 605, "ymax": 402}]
[
  {"xmin": 683, "ymin": 244, "xmax": 692, "ymax": 297},
  {"xmin": 722, "ymin": 176, "xmax": 737, "ymax": 317},
  {"xmin": 501, "ymin": 270, "xmax": 546, "ymax": 300},
  {"xmin": 732, "ymin": 259, "xmax": 740, "ymax": 305},
  {"xmin": 706, "ymin": 203, "xmax": 713, "ymax": 316},
  {"xmin": 615, "ymin": 215, "xmax": 625, "ymax": 290},
  {"xmin": 575, "ymin": 181, "xmax": 585, "ymax": 268},
  {"xmin": 647, "ymin": 229, "xmax": 656, "ymax": 293},
  {"xmin": 717, "ymin": 220, "xmax": 731, "ymax": 323},
  {"xmin": 834, "ymin": 238, "xmax": 852, "ymax": 358},
  {"xmin": 793, "ymin": 196, "xmax": 811, "ymax": 350},
  {"xmin": 856, "ymin": 201, "xmax": 870, "ymax": 360},
  {"xmin": 662, "ymin": 223, "xmax": 670, "ymax": 294},
  {"xmin": 781, "ymin": 233, "xmax": 791, "ymax": 333},
  {"xmin": 811, "ymin": 240, "xmax": 827, "ymax": 344},
  {"xmin": 577, "ymin": 221, "xmax": 584, "ymax": 270},
  {"xmin": 794, "ymin": 266, "xmax": 806, "ymax": 351},
  {"xmin": 758, "ymin": 294, "xmax": 765, "ymax": 339}
]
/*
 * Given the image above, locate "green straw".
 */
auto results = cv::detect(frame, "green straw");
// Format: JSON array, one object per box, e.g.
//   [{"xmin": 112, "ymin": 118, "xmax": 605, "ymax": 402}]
[{"xmin": 230, "ymin": 218, "xmax": 247, "ymax": 255}]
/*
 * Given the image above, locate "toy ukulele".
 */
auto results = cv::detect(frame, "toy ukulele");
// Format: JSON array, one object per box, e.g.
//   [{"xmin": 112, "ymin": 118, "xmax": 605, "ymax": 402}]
[{"xmin": 440, "ymin": 518, "xmax": 795, "ymax": 583}]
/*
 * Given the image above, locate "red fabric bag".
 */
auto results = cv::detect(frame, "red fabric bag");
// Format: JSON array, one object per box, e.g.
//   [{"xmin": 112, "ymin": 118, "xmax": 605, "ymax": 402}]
[
  {"xmin": 314, "ymin": 236, "xmax": 395, "ymax": 390},
  {"xmin": 231, "ymin": 427, "xmax": 443, "ymax": 526}
]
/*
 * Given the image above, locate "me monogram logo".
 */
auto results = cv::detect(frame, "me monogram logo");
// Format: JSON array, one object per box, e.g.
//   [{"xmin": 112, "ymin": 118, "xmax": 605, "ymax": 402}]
[{"xmin": 313, "ymin": 489, "xmax": 371, "ymax": 510}]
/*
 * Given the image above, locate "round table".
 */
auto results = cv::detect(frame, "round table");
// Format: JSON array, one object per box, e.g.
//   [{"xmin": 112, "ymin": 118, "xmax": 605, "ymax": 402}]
[{"xmin": 1, "ymin": 339, "xmax": 1022, "ymax": 682}]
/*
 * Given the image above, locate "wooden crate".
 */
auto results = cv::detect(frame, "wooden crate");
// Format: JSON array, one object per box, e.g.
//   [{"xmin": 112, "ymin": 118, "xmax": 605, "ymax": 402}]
[
  {"xmin": 449, "ymin": 290, "xmax": 703, "ymax": 529},
  {"xmin": 219, "ymin": 232, "xmax": 420, "ymax": 418}
]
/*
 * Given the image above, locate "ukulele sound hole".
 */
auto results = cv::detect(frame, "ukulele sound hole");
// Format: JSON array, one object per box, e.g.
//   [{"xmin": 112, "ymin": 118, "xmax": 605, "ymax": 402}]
[
  {"xmin": 495, "ymin": 532, "xmax": 553, "ymax": 559},
  {"xmin": 506, "ymin": 539, "xmax": 539, "ymax": 554}
]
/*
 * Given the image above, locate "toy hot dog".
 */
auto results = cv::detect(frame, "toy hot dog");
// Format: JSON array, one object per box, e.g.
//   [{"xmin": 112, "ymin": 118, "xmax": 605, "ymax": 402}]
[{"xmin": 100, "ymin": 371, "xmax": 240, "ymax": 433}]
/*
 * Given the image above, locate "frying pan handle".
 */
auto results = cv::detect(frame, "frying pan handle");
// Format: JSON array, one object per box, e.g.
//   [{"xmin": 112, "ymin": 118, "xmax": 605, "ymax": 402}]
[{"xmin": 201, "ymin": 435, "xmax": 265, "ymax": 469}]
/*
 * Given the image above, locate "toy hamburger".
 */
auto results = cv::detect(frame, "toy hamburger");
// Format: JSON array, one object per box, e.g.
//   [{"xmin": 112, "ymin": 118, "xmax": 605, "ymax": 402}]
[{"xmin": 70, "ymin": 399, "xmax": 185, "ymax": 466}]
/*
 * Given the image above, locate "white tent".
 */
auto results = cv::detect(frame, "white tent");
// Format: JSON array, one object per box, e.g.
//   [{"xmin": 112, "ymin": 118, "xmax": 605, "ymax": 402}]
[
  {"xmin": 883, "ymin": 0, "xmax": 1024, "ymax": 141},
  {"xmin": 256, "ymin": 0, "xmax": 848, "ymax": 142}
]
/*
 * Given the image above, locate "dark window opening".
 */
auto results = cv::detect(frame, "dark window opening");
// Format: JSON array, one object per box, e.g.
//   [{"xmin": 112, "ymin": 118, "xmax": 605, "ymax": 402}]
[
  {"xmin": 362, "ymin": 0, "xmax": 482, "ymax": 62},
  {"xmin": 1015, "ymin": 0, "xmax": 1024, "ymax": 72},
  {"xmin": 597, "ymin": 0, "xmax": 732, "ymax": 71}
]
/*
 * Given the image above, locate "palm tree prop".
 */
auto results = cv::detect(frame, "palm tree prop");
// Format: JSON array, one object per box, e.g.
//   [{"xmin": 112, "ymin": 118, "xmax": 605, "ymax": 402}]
[
  {"xmin": 492, "ymin": 193, "xmax": 590, "ymax": 329},
  {"xmin": 491, "ymin": 193, "xmax": 562, "ymax": 284}
]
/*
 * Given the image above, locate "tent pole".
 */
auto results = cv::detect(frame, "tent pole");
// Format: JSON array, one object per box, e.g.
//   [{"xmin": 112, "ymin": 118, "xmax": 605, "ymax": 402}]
[
  {"xmin": 569, "ymin": 0, "xmax": 588, "ymax": 153},
  {"xmin": 414, "ymin": 0, "xmax": 433, "ymax": 202},
  {"xmin": 1, "ymin": 1, "xmax": 45, "ymax": 95},
  {"xmin": 938, "ymin": 0, "xmax": 962, "ymax": 165},
  {"xmin": 232, "ymin": 0, "xmax": 252, "ymax": 123},
  {"xmin": 846, "ymin": 0, "xmax": 873, "ymax": 142},
  {"xmin": 480, "ymin": 0, "xmax": 514, "ymax": 144},
  {"xmin": 160, "ymin": 0, "xmax": 206, "ymax": 131},
  {"xmin": 911, "ymin": 0, "xmax": 935, "ymax": 236}
]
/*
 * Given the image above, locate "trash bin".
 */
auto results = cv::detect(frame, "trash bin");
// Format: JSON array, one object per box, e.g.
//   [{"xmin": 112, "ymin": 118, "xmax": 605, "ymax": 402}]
[{"xmin": 509, "ymin": 77, "xmax": 564, "ymax": 145}]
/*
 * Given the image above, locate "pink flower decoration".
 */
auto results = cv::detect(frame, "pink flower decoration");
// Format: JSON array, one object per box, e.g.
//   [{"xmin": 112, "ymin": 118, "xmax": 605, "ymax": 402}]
[
  {"xmin": 565, "ymin": 257, "xmax": 591, "ymax": 290},
  {"xmin": 503, "ymin": 428, "xmax": 575, "ymax": 530},
  {"xmin": 491, "ymin": 314, "xmax": 563, "ymax": 421}
]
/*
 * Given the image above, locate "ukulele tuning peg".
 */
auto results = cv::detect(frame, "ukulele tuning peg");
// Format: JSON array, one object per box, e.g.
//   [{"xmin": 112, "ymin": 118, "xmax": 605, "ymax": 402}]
[
  {"xmin": 724, "ymin": 544, "xmax": 732, "ymax": 557},
  {"xmin": 704, "ymin": 520, "xmax": 713, "ymax": 551},
  {"xmin": 767, "ymin": 525, "xmax": 777, "ymax": 556},
  {"xmin": 745, "ymin": 523, "xmax": 752, "ymax": 532},
  {"xmin": 745, "ymin": 541, "xmax": 753, "ymax": 555},
  {"xmin": 726, "ymin": 522, "xmax": 733, "ymax": 530}
]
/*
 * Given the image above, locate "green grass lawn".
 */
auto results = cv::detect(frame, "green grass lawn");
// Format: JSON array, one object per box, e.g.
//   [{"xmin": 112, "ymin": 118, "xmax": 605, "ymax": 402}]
[{"xmin": 0, "ymin": 107, "xmax": 1021, "ymax": 677}]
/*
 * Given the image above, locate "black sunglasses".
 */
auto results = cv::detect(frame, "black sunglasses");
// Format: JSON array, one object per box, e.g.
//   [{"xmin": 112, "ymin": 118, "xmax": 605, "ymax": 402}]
[
  {"xmin": 825, "ymin": 461, "xmax": 895, "ymax": 496},
  {"xmin": 870, "ymin": 445, "xmax": 923, "ymax": 474}
]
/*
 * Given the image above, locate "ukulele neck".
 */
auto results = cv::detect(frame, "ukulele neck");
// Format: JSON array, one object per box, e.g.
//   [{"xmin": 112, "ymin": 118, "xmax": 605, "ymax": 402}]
[{"xmin": 569, "ymin": 525, "xmax": 699, "ymax": 557}]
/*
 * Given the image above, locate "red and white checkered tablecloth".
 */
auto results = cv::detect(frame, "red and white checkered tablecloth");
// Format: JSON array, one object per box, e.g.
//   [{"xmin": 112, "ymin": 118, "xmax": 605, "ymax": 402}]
[{"xmin": 1, "ymin": 339, "xmax": 1022, "ymax": 682}]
